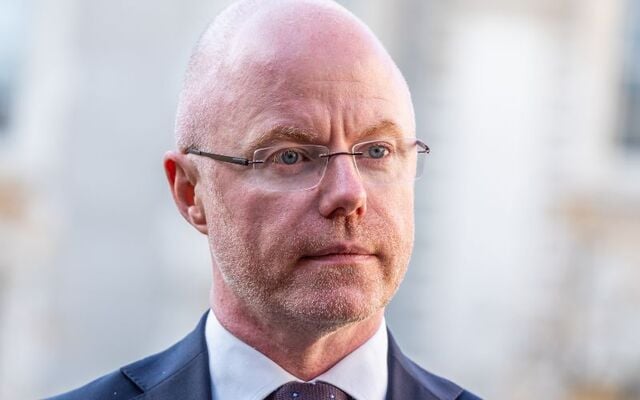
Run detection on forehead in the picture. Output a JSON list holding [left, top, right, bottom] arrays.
[[215, 57, 414, 151], [207, 2, 415, 150], [232, 82, 412, 154], [246, 120, 406, 151]]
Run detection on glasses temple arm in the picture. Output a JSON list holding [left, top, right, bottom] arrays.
[[186, 148, 256, 166]]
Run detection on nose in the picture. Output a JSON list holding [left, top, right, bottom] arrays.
[[317, 153, 367, 219]]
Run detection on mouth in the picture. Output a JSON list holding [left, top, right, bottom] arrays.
[[299, 243, 377, 265]]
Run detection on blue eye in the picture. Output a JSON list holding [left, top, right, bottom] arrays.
[[278, 149, 300, 165], [367, 144, 389, 159]]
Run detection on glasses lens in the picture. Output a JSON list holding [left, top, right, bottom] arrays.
[[248, 139, 427, 191], [251, 145, 329, 191], [352, 138, 423, 185]]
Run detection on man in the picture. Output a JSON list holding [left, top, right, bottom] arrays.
[[50, 0, 480, 399]]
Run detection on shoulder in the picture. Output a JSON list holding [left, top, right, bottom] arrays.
[[45, 369, 141, 400], [457, 392, 482, 400], [46, 313, 210, 400], [386, 330, 482, 400], [399, 355, 481, 400]]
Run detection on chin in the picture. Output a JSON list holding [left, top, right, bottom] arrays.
[[278, 285, 387, 329], [271, 264, 397, 327]]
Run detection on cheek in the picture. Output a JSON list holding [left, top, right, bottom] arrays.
[[396, 186, 415, 235], [216, 186, 315, 256], [368, 186, 415, 275], [370, 185, 414, 232]]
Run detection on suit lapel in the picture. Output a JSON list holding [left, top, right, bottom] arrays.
[[121, 313, 212, 400], [115, 314, 463, 400], [386, 331, 464, 400]]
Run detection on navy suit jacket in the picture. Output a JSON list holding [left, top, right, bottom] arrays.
[[48, 313, 480, 400]]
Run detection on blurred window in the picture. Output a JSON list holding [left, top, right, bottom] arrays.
[[622, 0, 640, 149], [0, 0, 27, 138]]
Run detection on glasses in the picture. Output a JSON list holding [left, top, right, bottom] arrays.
[[186, 137, 430, 192]]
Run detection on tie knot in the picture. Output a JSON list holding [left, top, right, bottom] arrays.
[[267, 381, 351, 400]]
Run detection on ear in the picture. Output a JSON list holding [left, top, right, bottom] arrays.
[[163, 151, 208, 234]]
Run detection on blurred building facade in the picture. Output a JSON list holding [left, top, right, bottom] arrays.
[[1, 0, 638, 399]]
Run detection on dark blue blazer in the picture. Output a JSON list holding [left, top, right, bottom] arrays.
[[48, 313, 481, 400]]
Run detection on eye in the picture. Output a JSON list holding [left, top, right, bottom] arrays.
[[270, 148, 312, 165], [366, 144, 391, 159], [280, 150, 299, 164]]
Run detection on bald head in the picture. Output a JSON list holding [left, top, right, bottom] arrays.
[[175, 0, 413, 150]]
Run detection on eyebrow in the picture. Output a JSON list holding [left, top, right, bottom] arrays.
[[244, 120, 406, 153], [245, 125, 320, 152], [360, 120, 406, 139]]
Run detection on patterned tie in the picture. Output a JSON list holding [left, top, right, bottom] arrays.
[[266, 381, 352, 400]]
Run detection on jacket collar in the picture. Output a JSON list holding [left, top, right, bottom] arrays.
[[121, 313, 212, 400], [386, 330, 464, 400], [119, 313, 463, 400]]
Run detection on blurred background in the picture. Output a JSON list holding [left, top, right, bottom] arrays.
[[1, 0, 639, 398]]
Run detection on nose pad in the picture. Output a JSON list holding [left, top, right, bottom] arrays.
[[317, 153, 367, 218]]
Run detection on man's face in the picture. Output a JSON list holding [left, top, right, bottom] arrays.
[[194, 17, 416, 328]]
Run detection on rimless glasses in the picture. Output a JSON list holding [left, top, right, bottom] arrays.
[[185, 137, 429, 192]]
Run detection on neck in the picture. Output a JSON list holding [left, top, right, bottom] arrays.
[[210, 285, 384, 381]]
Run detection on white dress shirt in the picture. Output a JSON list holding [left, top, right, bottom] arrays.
[[205, 309, 388, 400]]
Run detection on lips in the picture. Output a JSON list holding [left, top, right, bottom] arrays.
[[300, 243, 376, 264]]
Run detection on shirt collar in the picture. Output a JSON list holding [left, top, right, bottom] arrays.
[[205, 309, 388, 400]]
